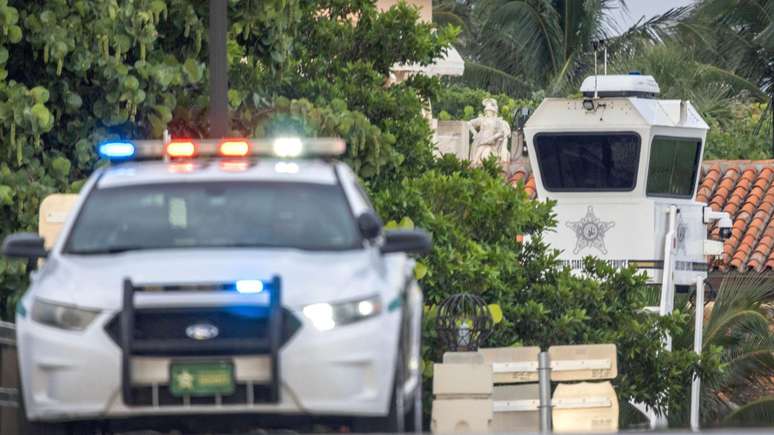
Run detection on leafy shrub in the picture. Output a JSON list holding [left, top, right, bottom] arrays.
[[373, 156, 716, 416], [704, 103, 772, 160], [432, 84, 538, 121]]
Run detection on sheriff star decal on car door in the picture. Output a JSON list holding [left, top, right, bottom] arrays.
[[565, 206, 615, 255]]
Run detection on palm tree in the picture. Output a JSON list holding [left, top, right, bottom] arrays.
[[436, 0, 687, 96], [686, 274, 774, 426], [674, 0, 774, 154], [433, 0, 536, 96], [609, 42, 765, 126]]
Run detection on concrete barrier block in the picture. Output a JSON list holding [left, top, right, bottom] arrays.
[[549, 344, 617, 381], [479, 346, 540, 383], [443, 352, 484, 364], [433, 363, 492, 397], [552, 381, 619, 433], [431, 399, 492, 433], [491, 384, 540, 433]]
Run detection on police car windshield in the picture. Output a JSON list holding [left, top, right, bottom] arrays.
[[65, 181, 362, 254]]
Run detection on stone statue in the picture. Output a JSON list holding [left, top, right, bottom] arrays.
[[468, 98, 511, 166]]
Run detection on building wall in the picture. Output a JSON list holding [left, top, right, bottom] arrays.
[[376, 0, 432, 22]]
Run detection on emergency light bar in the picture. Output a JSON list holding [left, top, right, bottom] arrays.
[[97, 137, 346, 161]]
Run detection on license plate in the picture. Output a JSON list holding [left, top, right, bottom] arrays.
[[169, 361, 235, 397]]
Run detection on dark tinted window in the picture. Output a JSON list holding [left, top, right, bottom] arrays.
[[646, 137, 702, 198], [65, 182, 361, 254], [534, 133, 640, 191]]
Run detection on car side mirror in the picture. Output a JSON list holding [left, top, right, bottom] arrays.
[[357, 211, 383, 240], [2, 233, 48, 259], [381, 229, 432, 255]]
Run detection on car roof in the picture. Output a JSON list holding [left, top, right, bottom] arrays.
[[96, 158, 339, 189]]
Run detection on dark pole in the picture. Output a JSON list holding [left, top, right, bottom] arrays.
[[208, 0, 229, 138]]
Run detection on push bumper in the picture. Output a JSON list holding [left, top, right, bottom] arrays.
[[17, 292, 400, 421]]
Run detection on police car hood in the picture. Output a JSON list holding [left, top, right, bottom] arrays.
[[35, 248, 407, 310]]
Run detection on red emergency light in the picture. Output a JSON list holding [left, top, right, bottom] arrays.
[[218, 139, 251, 157], [165, 140, 198, 158]]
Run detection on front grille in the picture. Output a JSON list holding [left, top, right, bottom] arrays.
[[105, 306, 301, 356], [118, 277, 286, 406], [134, 307, 270, 341], [127, 382, 276, 407]]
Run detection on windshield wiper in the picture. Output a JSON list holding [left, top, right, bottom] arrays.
[[67, 246, 154, 255]]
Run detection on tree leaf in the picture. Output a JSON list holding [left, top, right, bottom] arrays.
[[30, 103, 52, 131], [0, 185, 12, 205], [51, 156, 71, 179], [183, 58, 202, 83], [414, 261, 428, 280], [488, 303, 503, 324], [30, 86, 49, 104]]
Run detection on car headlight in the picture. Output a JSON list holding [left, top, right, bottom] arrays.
[[302, 295, 381, 331], [31, 299, 100, 331]]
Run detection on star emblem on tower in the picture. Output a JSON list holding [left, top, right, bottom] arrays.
[[565, 206, 615, 255]]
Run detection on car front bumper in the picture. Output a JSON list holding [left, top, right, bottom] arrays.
[[17, 306, 401, 422]]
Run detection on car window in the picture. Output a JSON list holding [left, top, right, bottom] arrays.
[[65, 181, 362, 254], [534, 133, 640, 191]]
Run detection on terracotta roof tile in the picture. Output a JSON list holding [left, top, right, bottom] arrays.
[[517, 159, 774, 273]]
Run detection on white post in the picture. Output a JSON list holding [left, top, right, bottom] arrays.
[[690, 276, 705, 431], [637, 206, 678, 429], [660, 206, 678, 350]]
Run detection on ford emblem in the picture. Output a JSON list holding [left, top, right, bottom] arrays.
[[186, 323, 219, 340]]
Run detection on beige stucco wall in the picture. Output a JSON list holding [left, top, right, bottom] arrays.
[[376, 0, 431, 22]]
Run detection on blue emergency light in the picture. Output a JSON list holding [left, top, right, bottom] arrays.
[[98, 141, 136, 159]]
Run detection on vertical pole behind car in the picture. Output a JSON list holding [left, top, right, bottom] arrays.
[[208, 0, 229, 138], [268, 276, 282, 403], [121, 279, 135, 405]]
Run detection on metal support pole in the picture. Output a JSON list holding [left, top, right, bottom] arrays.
[[538, 351, 552, 433], [660, 206, 678, 350], [208, 0, 229, 138], [414, 379, 422, 434], [593, 50, 598, 99], [690, 276, 705, 431]]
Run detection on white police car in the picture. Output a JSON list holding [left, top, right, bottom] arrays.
[[3, 137, 430, 434]]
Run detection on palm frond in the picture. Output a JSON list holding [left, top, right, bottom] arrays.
[[456, 61, 534, 97], [475, 0, 563, 84], [546, 53, 577, 97], [709, 274, 774, 321], [433, 10, 466, 30], [695, 274, 774, 425], [722, 396, 774, 426], [610, 6, 693, 46], [704, 309, 770, 347], [695, 64, 765, 98], [718, 336, 774, 385]]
